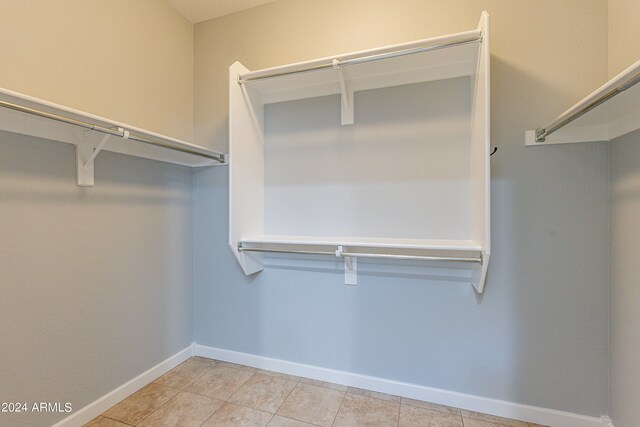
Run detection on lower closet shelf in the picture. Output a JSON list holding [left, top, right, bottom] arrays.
[[235, 235, 488, 291]]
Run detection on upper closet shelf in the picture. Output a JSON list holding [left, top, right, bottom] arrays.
[[526, 59, 640, 145], [0, 87, 226, 186], [238, 28, 482, 124]]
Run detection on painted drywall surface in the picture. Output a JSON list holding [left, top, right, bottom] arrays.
[[608, 0, 640, 78], [0, 0, 194, 141], [609, 131, 640, 427], [608, 2, 640, 426], [193, 0, 610, 417], [0, 132, 194, 427], [0, 1, 195, 425]]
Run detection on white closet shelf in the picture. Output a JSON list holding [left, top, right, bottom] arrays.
[[230, 11, 490, 291], [238, 236, 484, 265], [239, 29, 481, 124], [241, 235, 482, 252], [526, 59, 640, 145], [0, 87, 226, 186]]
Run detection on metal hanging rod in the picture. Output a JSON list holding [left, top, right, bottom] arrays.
[[238, 36, 482, 84], [237, 243, 483, 265], [535, 70, 640, 143], [338, 251, 482, 264], [0, 99, 226, 163]]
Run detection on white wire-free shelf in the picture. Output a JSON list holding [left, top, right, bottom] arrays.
[[0, 87, 226, 186], [229, 12, 491, 292], [526, 59, 640, 145]]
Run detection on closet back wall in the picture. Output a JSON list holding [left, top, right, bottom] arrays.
[[0, 1, 195, 425], [607, 1, 640, 425], [193, 0, 610, 417]]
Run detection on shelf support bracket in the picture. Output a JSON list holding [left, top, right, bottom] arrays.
[[333, 60, 354, 125], [76, 127, 128, 187], [336, 245, 357, 285]]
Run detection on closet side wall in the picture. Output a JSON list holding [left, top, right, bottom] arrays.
[[193, 0, 610, 417], [608, 1, 640, 425], [0, 1, 195, 426]]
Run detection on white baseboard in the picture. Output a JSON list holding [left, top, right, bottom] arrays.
[[52, 343, 195, 427], [601, 416, 615, 427], [196, 343, 607, 427]]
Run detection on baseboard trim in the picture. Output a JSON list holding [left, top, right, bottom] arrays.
[[195, 344, 606, 427], [52, 343, 195, 427]]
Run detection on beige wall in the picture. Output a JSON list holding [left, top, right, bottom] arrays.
[[608, 0, 640, 77], [0, 0, 194, 141], [608, 1, 640, 426]]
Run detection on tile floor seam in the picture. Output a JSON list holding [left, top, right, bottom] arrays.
[[273, 379, 300, 418], [344, 390, 397, 405], [277, 384, 347, 427], [396, 401, 401, 427], [330, 394, 347, 427], [277, 414, 323, 426], [328, 391, 347, 427], [183, 365, 215, 390], [265, 411, 276, 426], [128, 391, 180, 426], [301, 379, 349, 393], [183, 370, 257, 402], [464, 414, 523, 427], [100, 414, 136, 426], [400, 398, 461, 416], [222, 398, 274, 415], [197, 399, 224, 427]]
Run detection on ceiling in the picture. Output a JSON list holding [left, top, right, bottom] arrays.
[[165, 0, 279, 23]]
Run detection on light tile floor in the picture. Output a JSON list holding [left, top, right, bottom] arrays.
[[85, 357, 546, 427]]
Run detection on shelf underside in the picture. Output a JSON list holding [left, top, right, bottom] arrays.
[[526, 60, 640, 145], [242, 235, 483, 255], [0, 87, 223, 167], [245, 41, 480, 105]]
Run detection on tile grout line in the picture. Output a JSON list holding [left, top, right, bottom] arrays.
[[272, 376, 301, 418], [400, 398, 462, 416], [131, 392, 180, 426], [196, 397, 226, 427], [329, 390, 347, 427], [100, 414, 136, 426], [131, 359, 216, 426]]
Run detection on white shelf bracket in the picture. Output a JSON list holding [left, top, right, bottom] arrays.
[[333, 59, 354, 125], [335, 245, 357, 285], [76, 127, 128, 187]]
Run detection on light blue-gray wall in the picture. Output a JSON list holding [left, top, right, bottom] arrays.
[[609, 129, 640, 427], [0, 132, 194, 426]]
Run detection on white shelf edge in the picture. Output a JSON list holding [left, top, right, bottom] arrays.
[[241, 235, 484, 252], [0, 86, 227, 182], [525, 58, 640, 146], [240, 29, 482, 81]]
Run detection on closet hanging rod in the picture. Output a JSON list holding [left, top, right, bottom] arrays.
[[0, 99, 226, 163], [535, 70, 640, 142], [237, 244, 483, 264], [237, 36, 482, 84]]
